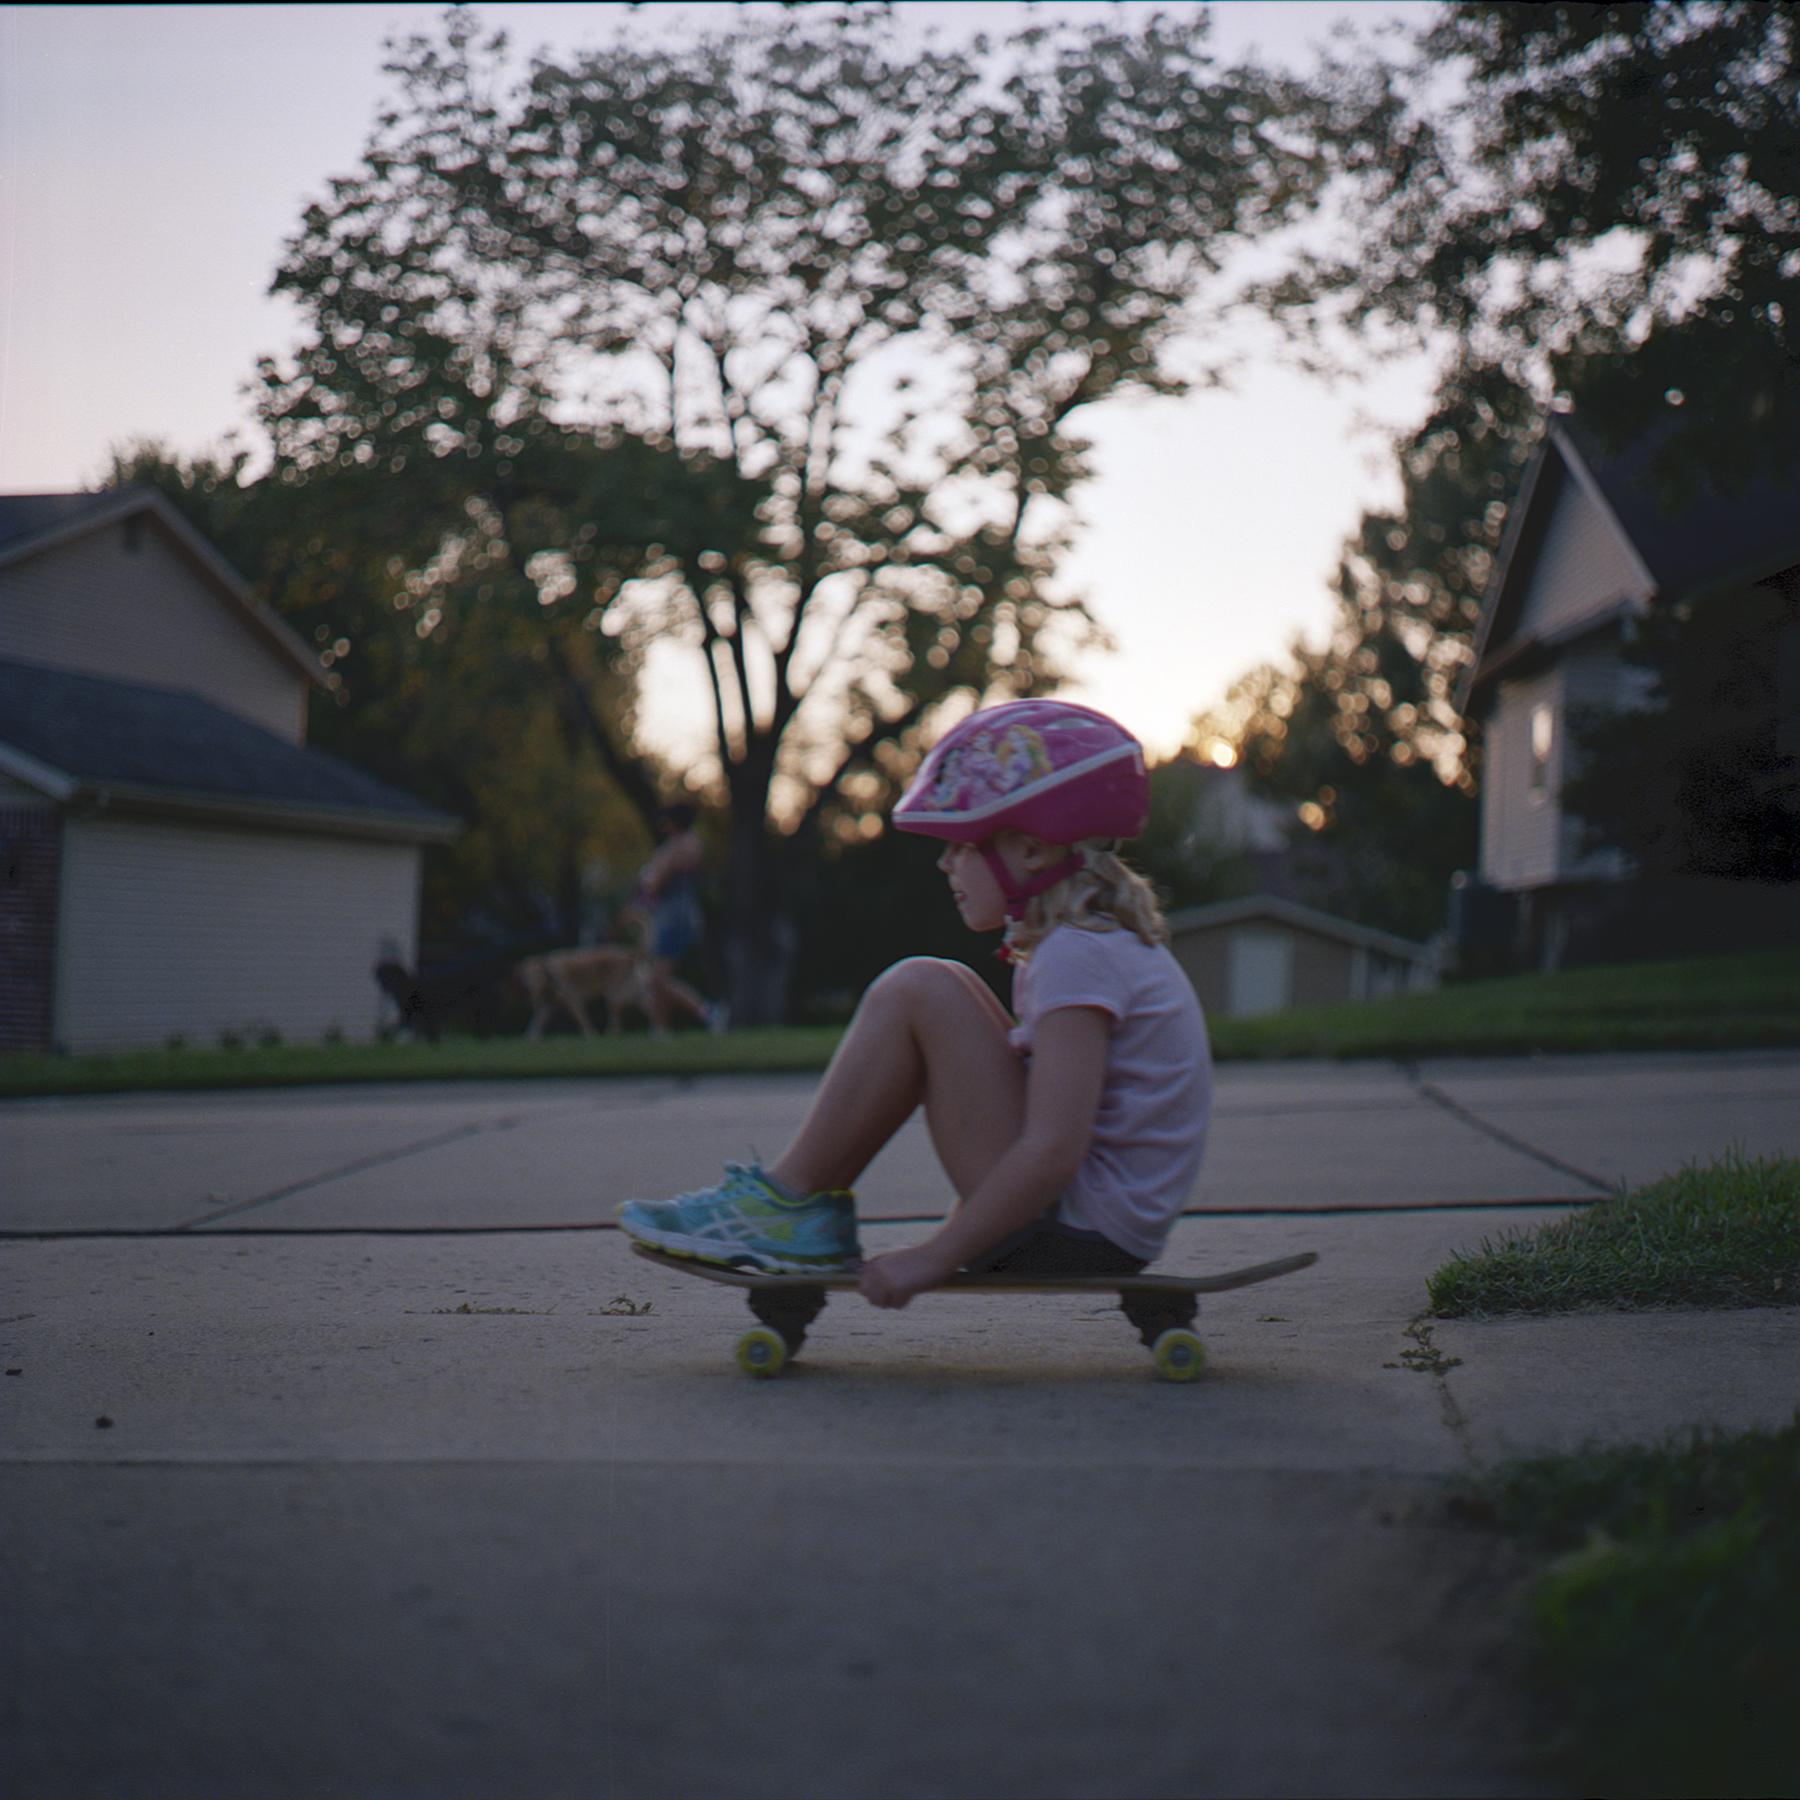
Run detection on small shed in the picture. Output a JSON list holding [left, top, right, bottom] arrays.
[[0, 488, 458, 1052], [1166, 895, 1438, 1020]]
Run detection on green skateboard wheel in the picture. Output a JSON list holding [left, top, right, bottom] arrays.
[[735, 1326, 789, 1378], [1151, 1328, 1205, 1382]]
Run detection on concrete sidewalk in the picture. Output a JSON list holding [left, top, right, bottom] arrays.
[[3, 1049, 1798, 1798]]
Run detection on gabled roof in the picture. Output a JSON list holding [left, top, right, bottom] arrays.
[[0, 658, 460, 845], [1567, 420, 1800, 598], [0, 487, 323, 687], [1460, 418, 1800, 712], [1165, 894, 1433, 962]]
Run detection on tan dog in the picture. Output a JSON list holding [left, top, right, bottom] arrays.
[[515, 945, 654, 1038]]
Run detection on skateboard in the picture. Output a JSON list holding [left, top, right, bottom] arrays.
[[629, 1242, 1317, 1380]]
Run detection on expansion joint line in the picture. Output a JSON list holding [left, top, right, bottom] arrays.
[[1398, 1063, 1614, 1196]]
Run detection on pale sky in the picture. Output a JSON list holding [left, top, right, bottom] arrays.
[[0, 1, 1441, 763]]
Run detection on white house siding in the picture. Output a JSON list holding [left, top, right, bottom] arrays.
[[1482, 669, 1565, 890], [1514, 473, 1648, 641], [0, 520, 307, 743], [54, 815, 421, 1051]]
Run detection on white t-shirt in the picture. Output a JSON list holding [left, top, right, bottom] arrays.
[[1008, 923, 1212, 1262]]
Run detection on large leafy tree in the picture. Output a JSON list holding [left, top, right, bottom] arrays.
[[258, 2, 1325, 1021], [104, 428, 695, 958], [1200, 0, 1798, 943], [1289, 0, 1799, 486]]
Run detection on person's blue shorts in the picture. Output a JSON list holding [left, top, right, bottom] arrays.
[[653, 904, 701, 963]]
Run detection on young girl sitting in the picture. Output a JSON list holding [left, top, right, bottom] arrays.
[[617, 700, 1212, 1310]]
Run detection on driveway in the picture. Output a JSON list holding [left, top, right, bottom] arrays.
[[4, 1049, 1797, 1797]]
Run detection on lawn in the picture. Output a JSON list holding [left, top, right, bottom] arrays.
[[1480, 1416, 1800, 1798], [1208, 943, 1800, 1061], [0, 1025, 847, 1098], [1428, 1151, 1800, 1316], [1433, 1152, 1800, 1797], [4, 945, 1796, 1098]]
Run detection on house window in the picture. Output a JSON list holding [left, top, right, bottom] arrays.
[[1528, 702, 1555, 800]]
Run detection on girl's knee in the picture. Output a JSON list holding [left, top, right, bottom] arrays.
[[867, 956, 975, 1008], [862, 957, 1008, 1036]]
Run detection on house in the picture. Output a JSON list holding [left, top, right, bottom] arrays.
[[1166, 894, 1438, 1020], [1455, 418, 1800, 969], [0, 487, 458, 1052]]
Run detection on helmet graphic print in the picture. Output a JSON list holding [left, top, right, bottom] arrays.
[[893, 700, 1149, 846]]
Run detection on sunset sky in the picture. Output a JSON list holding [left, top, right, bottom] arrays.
[[2, 1, 1441, 763]]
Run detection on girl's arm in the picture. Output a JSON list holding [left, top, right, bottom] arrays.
[[856, 1004, 1110, 1308]]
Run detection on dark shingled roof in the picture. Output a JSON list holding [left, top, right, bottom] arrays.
[[0, 658, 459, 843], [0, 493, 118, 554], [1461, 418, 1800, 713], [1560, 421, 1800, 598]]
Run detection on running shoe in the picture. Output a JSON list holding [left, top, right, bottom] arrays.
[[617, 1163, 860, 1272]]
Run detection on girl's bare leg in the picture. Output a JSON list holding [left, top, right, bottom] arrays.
[[768, 958, 1026, 1201]]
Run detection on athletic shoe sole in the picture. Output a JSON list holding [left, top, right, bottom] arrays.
[[619, 1217, 858, 1275]]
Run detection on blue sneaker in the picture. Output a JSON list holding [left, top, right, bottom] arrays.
[[618, 1163, 861, 1273]]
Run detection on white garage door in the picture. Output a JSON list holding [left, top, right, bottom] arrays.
[[56, 815, 421, 1051]]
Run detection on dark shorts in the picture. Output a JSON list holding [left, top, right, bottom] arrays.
[[963, 1218, 1147, 1277], [652, 901, 702, 963]]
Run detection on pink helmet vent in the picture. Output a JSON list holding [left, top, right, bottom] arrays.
[[892, 699, 1148, 845]]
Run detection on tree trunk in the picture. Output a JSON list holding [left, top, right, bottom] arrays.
[[719, 797, 795, 1028]]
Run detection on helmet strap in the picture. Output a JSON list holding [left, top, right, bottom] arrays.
[[977, 842, 1085, 924]]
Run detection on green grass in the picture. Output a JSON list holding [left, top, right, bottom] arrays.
[[1481, 1416, 1800, 1798], [1428, 1152, 1800, 1316], [2, 945, 1795, 1097], [0, 1025, 846, 1098], [1438, 1155, 1800, 1790], [1208, 945, 1800, 1061]]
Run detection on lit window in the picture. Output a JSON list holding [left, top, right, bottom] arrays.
[[1528, 702, 1554, 796]]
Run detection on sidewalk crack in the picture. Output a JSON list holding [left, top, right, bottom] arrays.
[[1389, 1314, 1478, 1470]]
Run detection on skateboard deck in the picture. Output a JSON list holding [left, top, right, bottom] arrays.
[[629, 1242, 1317, 1379]]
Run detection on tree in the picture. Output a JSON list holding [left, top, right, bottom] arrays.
[[1205, 1, 1798, 942], [1284, 0, 1799, 487], [260, 2, 1326, 1022], [1565, 570, 1800, 881], [1175, 382, 1529, 941], [103, 433, 688, 957]]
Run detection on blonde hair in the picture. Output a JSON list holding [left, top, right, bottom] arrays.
[[1004, 839, 1168, 961]]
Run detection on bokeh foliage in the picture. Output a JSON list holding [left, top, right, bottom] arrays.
[[1190, 1, 1798, 943], [253, 1, 1330, 1019]]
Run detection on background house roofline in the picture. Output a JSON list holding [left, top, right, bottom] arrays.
[[1545, 420, 1660, 595], [1456, 427, 1561, 714], [0, 487, 324, 688], [1166, 893, 1434, 962], [55, 781, 463, 845]]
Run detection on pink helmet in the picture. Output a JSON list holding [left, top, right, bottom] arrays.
[[893, 699, 1149, 846]]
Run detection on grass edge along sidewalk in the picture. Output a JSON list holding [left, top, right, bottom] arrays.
[[1473, 1413, 1800, 1800], [1434, 1153, 1800, 1798], [1428, 1151, 1800, 1316], [3, 946, 1797, 1098]]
